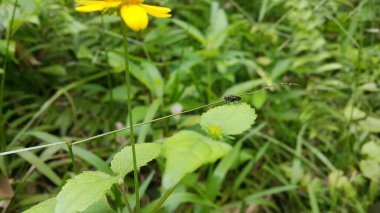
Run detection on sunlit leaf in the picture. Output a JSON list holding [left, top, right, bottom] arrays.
[[23, 197, 56, 213], [343, 105, 366, 121], [200, 103, 257, 139], [359, 116, 380, 132], [359, 160, 380, 180], [55, 171, 118, 213], [361, 141, 380, 162], [162, 131, 231, 189], [111, 143, 162, 178]]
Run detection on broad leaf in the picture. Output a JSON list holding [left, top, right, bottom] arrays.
[[200, 103, 257, 139], [55, 171, 118, 213], [111, 143, 162, 178], [23, 197, 56, 213], [162, 131, 232, 189]]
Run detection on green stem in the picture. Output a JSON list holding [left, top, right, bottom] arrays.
[[0, 0, 18, 176], [120, 19, 140, 212], [151, 186, 177, 213], [66, 142, 78, 174]]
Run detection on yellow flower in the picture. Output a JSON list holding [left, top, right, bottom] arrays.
[[208, 125, 223, 140], [75, 0, 171, 31]]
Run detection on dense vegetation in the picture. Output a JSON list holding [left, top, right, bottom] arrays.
[[1, 0, 380, 212]]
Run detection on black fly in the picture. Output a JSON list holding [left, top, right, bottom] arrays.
[[224, 95, 241, 103]]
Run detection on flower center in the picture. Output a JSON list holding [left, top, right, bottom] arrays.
[[208, 125, 223, 140]]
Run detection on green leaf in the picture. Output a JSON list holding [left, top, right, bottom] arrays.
[[40, 65, 67, 76], [162, 131, 232, 189], [23, 197, 56, 213], [28, 131, 112, 174], [343, 105, 366, 121], [83, 196, 115, 213], [172, 19, 206, 45], [107, 51, 124, 72], [17, 151, 62, 186], [102, 84, 137, 102], [359, 160, 380, 180], [361, 141, 380, 162], [200, 103, 257, 139], [130, 62, 164, 97], [137, 99, 162, 144], [206, 2, 228, 49], [251, 91, 267, 109], [224, 79, 263, 96], [55, 171, 118, 213], [76, 45, 93, 60], [244, 185, 298, 203], [359, 116, 380, 132], [111, 143, 162, 178], [206, 140, 243, 201]]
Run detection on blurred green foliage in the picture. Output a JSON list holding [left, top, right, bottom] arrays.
[[1, 0, 380, 212]]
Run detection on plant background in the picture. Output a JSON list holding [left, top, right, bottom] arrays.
[[1, 0, 380, 212]]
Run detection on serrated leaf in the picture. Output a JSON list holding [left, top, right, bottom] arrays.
[[111, 143, 162, 178], [200, 103, 257, 138], [162, 131, 232, 189], [361, 141, 380, 162], [23, 197, 56, 213], [56, 171, 118, 213]]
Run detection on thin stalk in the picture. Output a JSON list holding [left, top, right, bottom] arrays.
[[120, 19, 140, 212], [0, 0, 19, 176], [117, 183, 133, 213], [151, 186, 177, 213], [66, 142, 78, 174]]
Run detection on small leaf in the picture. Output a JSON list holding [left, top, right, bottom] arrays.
[[343, 105, 366, 121], [200, 103, 257, 138], [55, 171, 118, 213], [172, 19, 206, 45], [23, 197, 56, 213], [359, 160, 380, 180], [162, 131, 232, 189], [111, 143, 162, 178], [251, 91, 267, 109], [40, 65, 67, 76], [76, 45, 93, 59], [361, 141, 380, 162], [359, 116, 380, 132]]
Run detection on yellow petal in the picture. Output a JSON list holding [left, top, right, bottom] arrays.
[[75, 2, 121, 12], [140, 4, 172, 18], [120, 5, 148, 31], [75, 1, 105, 5]]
